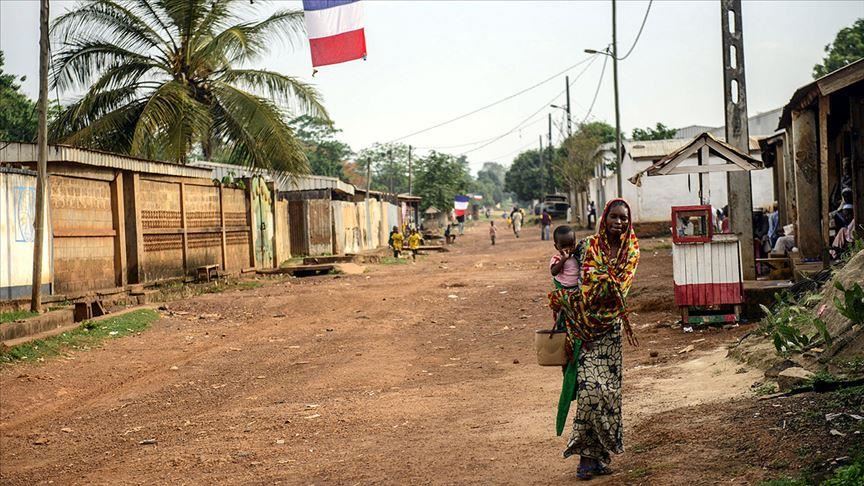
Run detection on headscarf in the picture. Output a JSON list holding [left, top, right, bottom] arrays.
[[549, 198, 640, 356]]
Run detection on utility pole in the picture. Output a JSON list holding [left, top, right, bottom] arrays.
[[407, 145, 413, 195], [548, 113, 554, 193], [721, 0, 755, 280], [365, 157, 373, 247], [565, 75, 572, 137], [31, 0, 49, 313], [387, 149, 394, 194], [612, 0, 623, 199]]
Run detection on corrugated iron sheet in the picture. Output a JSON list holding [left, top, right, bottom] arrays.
[[0, 143, 212, 178], [193, 160, 355, 195]]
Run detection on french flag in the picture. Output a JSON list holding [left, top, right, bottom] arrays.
[[303, 0, 367, 68], [454, 195, 471, 217]]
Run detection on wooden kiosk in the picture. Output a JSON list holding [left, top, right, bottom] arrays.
[[635, 132, 764, 325]]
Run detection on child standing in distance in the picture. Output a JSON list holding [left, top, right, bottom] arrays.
[[489, 220, 498, 245], [389, 226, 404, 258], [407, 228, 422, 263]]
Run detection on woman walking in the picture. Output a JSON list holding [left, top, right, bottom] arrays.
[[548, 199, 640, 480]]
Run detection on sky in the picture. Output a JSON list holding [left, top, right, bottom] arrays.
[[1, 0, 861, 174]]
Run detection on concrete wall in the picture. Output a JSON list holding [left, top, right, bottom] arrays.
[[0, 169, 52, 299]]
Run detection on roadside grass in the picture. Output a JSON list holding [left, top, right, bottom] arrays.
[[381, 256, 409, 265], [0, 309, 159, 365], [0, 310, 38, 324]]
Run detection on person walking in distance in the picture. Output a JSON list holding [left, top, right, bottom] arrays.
[[389, 225, 403, 258], [489, 220, 498, 246], [541, 209, 552, 241], [587, 201, 597, 229], [511, 206, 523, 238]]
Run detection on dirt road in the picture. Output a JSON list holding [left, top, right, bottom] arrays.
[[0, 223, 785, 485]]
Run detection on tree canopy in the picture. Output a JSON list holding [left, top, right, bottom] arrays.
[[289, 115, 352, 180], [49, 0, 326, 174], [631, 122, 677, 141], [356, 142, 412, 194], [813, 18, 864, 79], [504, 149, 547, 202], [555, 123, 608, 195], [413, 151, 470, 211], [0, 51, 37, 143]]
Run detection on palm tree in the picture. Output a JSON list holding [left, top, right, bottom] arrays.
[[49, 0, 327, 174]]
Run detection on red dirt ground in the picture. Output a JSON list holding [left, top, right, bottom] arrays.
[[1, 223, 858, 485]]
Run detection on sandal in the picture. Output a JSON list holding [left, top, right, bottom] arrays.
[[576, 465, 593, 481], [593, 464, 613, 476]]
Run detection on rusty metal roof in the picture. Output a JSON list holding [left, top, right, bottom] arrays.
[[192, 160, 356, 195], [0, 142, 214, 178], [778, 58, 864, 129]]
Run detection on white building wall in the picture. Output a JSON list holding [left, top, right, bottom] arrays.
[[585, 149, 776, 224], [1, 169, 52, 300]]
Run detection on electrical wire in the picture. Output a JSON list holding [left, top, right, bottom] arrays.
[[417, 112, 547, 151], [580, 51, 609, 124], [617, 0, 653, 61], [459, 55, 599, 156], [387, 56, 594, 143], [487, 139, 537, 161]]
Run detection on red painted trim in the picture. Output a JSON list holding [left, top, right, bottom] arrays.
[[674, 282, 743, 306], [671, 205, 714, 244], [310, 28, 366, 67]]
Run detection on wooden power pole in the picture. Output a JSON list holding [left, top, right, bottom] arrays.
[[721, 0, 755, 280], [31, 0, 50, 312]]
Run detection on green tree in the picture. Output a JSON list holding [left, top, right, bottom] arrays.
[[581, 121, 616, 144], [0, 51, 38, 142], [476, 161, 507, 204], [504, 149, 546, 202], [813, 18, 864, 78], [289, 115, 352, 180], [631, 122, 677, 141], [413, 151, 470, 211], [49, 0, 326, 173], [357, 142, 411, 194], [556, 123, 607, 199]]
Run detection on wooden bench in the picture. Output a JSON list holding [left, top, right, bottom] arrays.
[[196, 264, 220, 282]]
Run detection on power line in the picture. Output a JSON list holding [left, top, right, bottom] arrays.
[[580, 51, 609, 124], [459, 55, 599, 156], [418, 113, 547, 151], [387, 57, 594, 143], [617, 0, 653, 61], [487, 139, 537, 162]]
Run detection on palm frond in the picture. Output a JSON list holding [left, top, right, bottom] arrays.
[[50, 85, 148, 151], [128, 0, 179, 51], [131, 81, 211, 162], [52, 0, 170, 58], [219, 69, 328, 120], [210, 82, 309, 178], [51, 40, 165, 92]]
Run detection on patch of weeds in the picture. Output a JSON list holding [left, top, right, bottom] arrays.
[[0, 310, 38, 324], [824, 461, 864, 486], [235, 280, 263, 290], [757, 291, 831, 355], [280, 257, 305, 267], [0, 309, 159, 364], [627, 467, 651, 479], [839, 357, 864, 376], [759, 478, 806, 486], [752, 382, 779, 396], [381, 256, 408, 265]]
